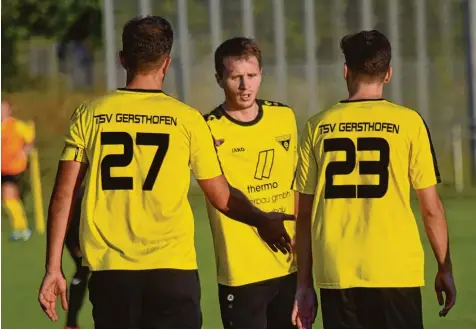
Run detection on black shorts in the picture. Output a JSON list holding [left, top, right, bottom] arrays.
[[218, 272, 297, 329], [320, 287, 423, 329], [88, 269, 202, 329], [1, 174, 22, 185]]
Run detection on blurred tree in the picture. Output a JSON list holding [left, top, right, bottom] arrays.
[[1, 0, 101, 91]]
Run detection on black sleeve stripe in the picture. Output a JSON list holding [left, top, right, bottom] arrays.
[[204, 121, 224, 175], [74, 147, 79, 161], [419, 116, 441, 183], [290, 169, 297, 190]]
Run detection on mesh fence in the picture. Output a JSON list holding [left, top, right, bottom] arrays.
[[25, 0, 476, 188]]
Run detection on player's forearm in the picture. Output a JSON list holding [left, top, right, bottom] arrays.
[[421, 200, 451, 269], [45, 191, 74, 272], [45, 161, 86, 272], [220, 185, 267, 227], [296, 211, 313, 287], [296, 193, 314, 288]]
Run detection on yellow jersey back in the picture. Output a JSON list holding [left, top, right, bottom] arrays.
[[60, 88, 222, 271], [295, 99, 440, 289], [205, 100, 297, 286]]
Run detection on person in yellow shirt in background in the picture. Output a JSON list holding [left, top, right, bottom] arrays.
[[1, 100, 34, 241], [205, 37, 298, 328]]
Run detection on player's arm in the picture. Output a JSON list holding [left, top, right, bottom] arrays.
[[291, 119, 318, 329], [410, 115, 456, 317], [198, 176, 293, 253], [46, 161, 87, 272], [295, 193, 314, 288], [39, 104, 89, 322], [415, 186, 455, 316], [415, 186, 451, 267]]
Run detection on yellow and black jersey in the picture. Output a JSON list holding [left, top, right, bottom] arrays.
[[294, 99, 440, 289], [60, 88, 222, 271], [205, 100, 297, 286]]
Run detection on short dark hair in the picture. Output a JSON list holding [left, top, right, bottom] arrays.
[[121, 15, 173, 74], [340, 30, 391, 79], [214, 37, 262, 77]]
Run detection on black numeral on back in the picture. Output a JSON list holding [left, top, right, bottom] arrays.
[[100, 131, 170, 191], [324, 137, 390, 199]]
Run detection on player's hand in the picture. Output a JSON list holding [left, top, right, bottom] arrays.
[[38, 271, 69, 322], [256, 212, 295, 254], [435, 268, 456, 317], [292, 286, 318, 329]]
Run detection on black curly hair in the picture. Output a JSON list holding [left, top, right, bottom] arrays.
[[340, 30, 391, 80], [121, 15, 173, 74]]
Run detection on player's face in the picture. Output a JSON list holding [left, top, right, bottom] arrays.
[[218, 56, 262, 110]]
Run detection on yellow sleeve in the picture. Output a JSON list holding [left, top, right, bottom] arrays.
[[60, 104, 89, 163], [409, 115, 441, 189], [190, 111, 223, 180], [294, 119, 318, 194], [15, 120, 35, 144]]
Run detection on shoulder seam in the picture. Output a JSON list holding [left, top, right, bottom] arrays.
[[257, 99, 290, 109], [204, 106, 224, 121]]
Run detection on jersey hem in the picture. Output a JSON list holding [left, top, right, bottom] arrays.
[[217, 269, 297, 287], [315, 281, 425, 289], [83, 261, 198, 272]]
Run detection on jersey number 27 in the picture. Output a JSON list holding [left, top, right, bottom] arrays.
[[100, 131, 169, 191]]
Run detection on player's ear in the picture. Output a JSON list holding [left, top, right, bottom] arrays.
[[162, 56, 172, 75], [383, 66, 392, 84], [119, 51, 127, 70], [343, 63, 349, 80], [215, 73, 224, 89]]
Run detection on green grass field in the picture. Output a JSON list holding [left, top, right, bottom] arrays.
[[1, 189, 476, 329]]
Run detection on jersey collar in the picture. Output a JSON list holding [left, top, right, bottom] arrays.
[[219, 102, 263, 127], [340, 98, 385, 103], [117, 88, 165, 94]]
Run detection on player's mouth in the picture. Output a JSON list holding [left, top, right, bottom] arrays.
[[239, 93, 252, 101]]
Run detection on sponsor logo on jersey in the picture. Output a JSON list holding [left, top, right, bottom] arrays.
[[232, 147, 245, 153], [275, 135, 291, 151]]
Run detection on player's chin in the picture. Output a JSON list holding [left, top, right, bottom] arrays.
[[236, 99, 256, 110]]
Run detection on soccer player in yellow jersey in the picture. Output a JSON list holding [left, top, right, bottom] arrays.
[[204, 37, 298, 328], [38, 16, 294, 328], [292, 30, 456, 329]]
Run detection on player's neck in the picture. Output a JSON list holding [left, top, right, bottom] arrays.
[[222, 100, 259, 122], [125, 73, 164, 91], [347, 83, 384, 101]]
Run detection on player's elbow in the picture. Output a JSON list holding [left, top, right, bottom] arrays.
[[197, 175, 230, 213], [421, 201, 444, 220], [208, 195, 229, 213]]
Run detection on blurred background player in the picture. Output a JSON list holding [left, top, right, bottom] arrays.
[[1, 100, 34, 241], [64, 185, 89, 329], [292, 30, 456, 329], [38, 15, 294, 328], [205, 37, 298, 329]]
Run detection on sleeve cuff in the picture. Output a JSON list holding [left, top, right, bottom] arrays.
[[60, 145, 88, 163]]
